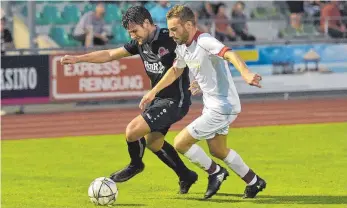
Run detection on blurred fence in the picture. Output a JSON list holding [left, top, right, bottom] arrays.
[[2, 0, 347, 50], [2, 41, 347, 106], [2, 1, 347, 107]]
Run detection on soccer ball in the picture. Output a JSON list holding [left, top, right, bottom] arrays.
[[88, 177, 118, 206]]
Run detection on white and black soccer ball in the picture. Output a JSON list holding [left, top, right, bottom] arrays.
[[88, 177, 118, 206]]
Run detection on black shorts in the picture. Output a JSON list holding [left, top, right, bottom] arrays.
[[141, 98, 190, 135]]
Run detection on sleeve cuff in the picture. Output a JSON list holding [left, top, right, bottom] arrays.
[[217, 46, 231, 57]]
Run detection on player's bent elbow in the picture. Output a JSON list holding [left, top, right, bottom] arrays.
[[172, 67, 184, 77]]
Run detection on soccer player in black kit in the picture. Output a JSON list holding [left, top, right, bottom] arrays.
[[60, 6, 199, 194]]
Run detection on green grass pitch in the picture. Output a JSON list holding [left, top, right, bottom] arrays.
[[2, 123, 347, 208]]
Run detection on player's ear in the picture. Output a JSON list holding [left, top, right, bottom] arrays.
[[143, 19, 151, 27], [184, 21, 193, 30]]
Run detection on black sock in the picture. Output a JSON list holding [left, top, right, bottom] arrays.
[[127, 137, 146, 166], [153, 141, 191, 179]]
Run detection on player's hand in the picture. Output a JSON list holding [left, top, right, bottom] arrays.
[[60, 55, 79, 65], [101, 35, 109, 42], [189, 80, 202, 95], [139, 91, 156, 110], [242, 72, 262, 88]]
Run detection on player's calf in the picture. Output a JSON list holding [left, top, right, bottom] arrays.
[[182, 143, 229, 198], [152, 140, 199, 194], [110, 137, 147, 183], [110, 116, 152, 183], [222, 149, 267, 198], [173, 129, 231, 198], [146, 131, 199, 194]]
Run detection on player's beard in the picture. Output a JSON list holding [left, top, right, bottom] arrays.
[[175, 29, 189, 45], [137, 29, 150, 45]]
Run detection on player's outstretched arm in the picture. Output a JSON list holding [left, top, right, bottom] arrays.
[[198, 34, 262, 88], [60, 47, 132, 65], [139, 66, 184, 109], [223, 50, 262, 88]]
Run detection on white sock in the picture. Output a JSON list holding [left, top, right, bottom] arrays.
[[248, 175, 257, 186], [223, 149, 250, 177], [184, 144, 213, 171]]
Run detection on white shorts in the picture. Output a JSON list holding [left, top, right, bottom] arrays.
[[187, 108, 238, 140]]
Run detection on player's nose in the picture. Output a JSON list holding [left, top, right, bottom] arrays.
[[130, 33, 137, 40]]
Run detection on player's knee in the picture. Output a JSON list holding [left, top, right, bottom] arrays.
[[173, 138, 185, 154], [174, 129, 195, 154], [146, 142, 156, 152], [126, 117, 151, 142], [174, 137, 193, 154], [125, 123, 140, 142], [209, 148, 229, 160]]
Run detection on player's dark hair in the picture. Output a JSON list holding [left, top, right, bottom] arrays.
[[122, 6, 154, 29]]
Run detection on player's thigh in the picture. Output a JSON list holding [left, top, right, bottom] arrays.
[[145, 132, 165, 152], [207, 134, 229, 159], [186, 109, 236, 140], [174, 128, 198, 154], [126, 115, 151, 142], [142, 98, 189, 134]]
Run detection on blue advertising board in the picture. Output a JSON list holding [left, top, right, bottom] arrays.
[[229, 43, 347, 94]]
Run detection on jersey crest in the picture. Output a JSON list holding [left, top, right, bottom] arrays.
[[158, 47, 169, 57]]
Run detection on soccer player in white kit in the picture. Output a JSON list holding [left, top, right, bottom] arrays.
[[139, 5, 266, 199]]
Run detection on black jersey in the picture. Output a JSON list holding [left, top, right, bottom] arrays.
[[124, 27, 191, 107]]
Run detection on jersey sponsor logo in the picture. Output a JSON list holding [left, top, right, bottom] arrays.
[[185, 60, 201, 70], [158, 47, 169, 57], [144, 61, 165, 74]]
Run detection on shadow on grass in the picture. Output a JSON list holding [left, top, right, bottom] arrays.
[[111, 203, 146, 207], [174, 193, 347, 205]]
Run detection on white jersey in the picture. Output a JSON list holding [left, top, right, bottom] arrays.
[[174, 31, 241, 114]]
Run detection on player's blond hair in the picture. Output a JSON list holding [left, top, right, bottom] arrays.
[[166, 5, 196, 25]]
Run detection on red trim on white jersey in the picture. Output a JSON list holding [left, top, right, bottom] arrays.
[[186, 31, 203, 47], [218, 46, 231, 57]]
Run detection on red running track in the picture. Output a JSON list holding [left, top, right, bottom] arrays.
[[2, 98, 347, 140]]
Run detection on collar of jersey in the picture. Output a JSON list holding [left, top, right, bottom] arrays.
[[147, 25, 161, 44], [186, 30, 203, 47]]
